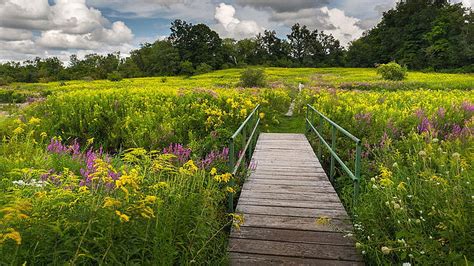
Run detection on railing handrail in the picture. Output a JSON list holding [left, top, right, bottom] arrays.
[[307, 105, 361, 143], [227, 104, 261, 211], [306, 104, 362, 200], [231, 105, 260, 140]]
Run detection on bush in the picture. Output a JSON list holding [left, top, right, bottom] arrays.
[[377, 62, 407, 80], [239, 68, 266, 87], [195, 63, 213, 75], [107, 71, 122, 82], [180, 61, 195, 76]]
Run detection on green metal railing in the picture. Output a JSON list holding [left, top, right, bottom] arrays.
[[227, 104, 261, 211], [305, 104, 362, 200]]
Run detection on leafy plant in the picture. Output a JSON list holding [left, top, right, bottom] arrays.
[[377, 62, 407, 80], [239, 68, 266, 87], [107, 71, 123, 82]]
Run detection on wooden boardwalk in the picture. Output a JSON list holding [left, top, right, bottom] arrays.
[[228, 133, 363, 265]]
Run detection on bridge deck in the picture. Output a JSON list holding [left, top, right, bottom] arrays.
[[228, 133, 363, 265]]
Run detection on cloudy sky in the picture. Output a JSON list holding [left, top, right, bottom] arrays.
[[0, 0, 472, 62]]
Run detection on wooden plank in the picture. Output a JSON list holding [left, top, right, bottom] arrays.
[[237, 198, 345, 210], [239, 190, 341, 202], [238, 213, 353, 232], [228, 238, 363, 261], [230, 227, 355, 246], [229, 252, 364, 266], [242, 183, 335, 194], [236, 205, 349, 219], [244, 179, 326, 186]]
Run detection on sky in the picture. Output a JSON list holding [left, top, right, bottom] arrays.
[[0, 0, 472, 62]]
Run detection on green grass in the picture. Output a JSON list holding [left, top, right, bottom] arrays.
[[266, 114, 306, 133]]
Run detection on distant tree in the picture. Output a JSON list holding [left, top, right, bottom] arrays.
[[346, 0, 472, 70], [169, 20, 224, 69]]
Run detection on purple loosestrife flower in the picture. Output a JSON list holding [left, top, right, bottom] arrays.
[[198, 147, 229, 169], [47, 138, 68, 154], [461, 101, 474, 112], [354, 112, 372, 125], [417, 117, 431, 134], [163, 143, 191, 164]]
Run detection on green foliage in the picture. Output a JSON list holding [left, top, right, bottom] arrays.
[[107, 71, 123, 82], [195, 63, 213, 75], [377, 62, 407, 80], [347, 1, 473, 70], [180, 61, 195, 76], [239, 68, 266, 87]]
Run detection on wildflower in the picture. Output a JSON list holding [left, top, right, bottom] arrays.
[[78, 186, 89, 193], [28, 117, 41, 125], [103, 197, 121, 208], [214, 173, 232, 183], [370, 177, 376, 182], [418, 150, 427, 157], [0, 228, 22, 245], [259, 112, 265, 119], [13, 127, 24, 135], [381, 246, 391, 255], [380, 178, 394, 187], [144, 195, 157, 204], [392, 162, 398, 168], [210, 167, 217, 175], [229, 213, 244, 230], [87, 138, 94, 145], [355, 242, 362, 249], [393, 203, 401, 209], [402, 263, 411, 266], [372, 184, 378, 189], [397, 182, 406, 191], [240, 109, 247, 117], [115, 210, 130, 222], [180, 160, 198, 174], [226, 187, 236, 193], [431, 138, 439, 143], [40, 132, 47, 138], [452, 152, 460, 159]]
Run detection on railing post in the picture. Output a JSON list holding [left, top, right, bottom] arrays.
[[318, 115, 323, 159], [354, 141, 362, 203], [330, 126, 336, 183], [228, 140, 235, 212], [305, 105, 309, 132]]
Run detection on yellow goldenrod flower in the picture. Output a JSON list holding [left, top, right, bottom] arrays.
[[28, 117, 41, 125], [40, 132, 47, 138], [0, 228, 22, 245], [115, 210, 130, 222], [229, 213, 244, 230], [103, 197, 121, 208], [397, 182, 406, 191], [13, 127, 24, 135], [259, 112, 265, 119], [87, 138, 94, 145], [210, 167, 217, 175], [226, 187, 236, 193], [144, 195, 157, 204]]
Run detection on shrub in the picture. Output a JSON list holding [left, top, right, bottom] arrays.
[[180, 61, 195, 76], [107, 71, 123, 82], [0, 76, 14, 86], [377, 62, 407, 80], [239, 68, 266, 87], [195, 63, 213, 75]]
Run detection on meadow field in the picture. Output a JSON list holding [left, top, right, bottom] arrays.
[[0, 68, 473, 264]]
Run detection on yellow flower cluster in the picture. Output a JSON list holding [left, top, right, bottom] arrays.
[[214, 173, 232, 183]]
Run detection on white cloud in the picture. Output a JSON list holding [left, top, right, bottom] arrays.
[[320, 7, 364, 46], [214, 3, 264, 39], [0, 0, 133, 61]]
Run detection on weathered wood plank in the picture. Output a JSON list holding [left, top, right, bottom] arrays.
[[238, 213, 353, 232], [228, 238, 363, 261], [236, 205, 349, 219], [230, 227, 355, 246], [242, 183, 335, 194], [239, 190, 341, 202], [237, 198, 345, 209], [229, 253, 364, 266]]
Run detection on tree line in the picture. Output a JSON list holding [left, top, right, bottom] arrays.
[[0, 0, 471, 84]]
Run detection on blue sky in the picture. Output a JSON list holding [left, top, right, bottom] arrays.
[[0, 0, 472, 62]]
